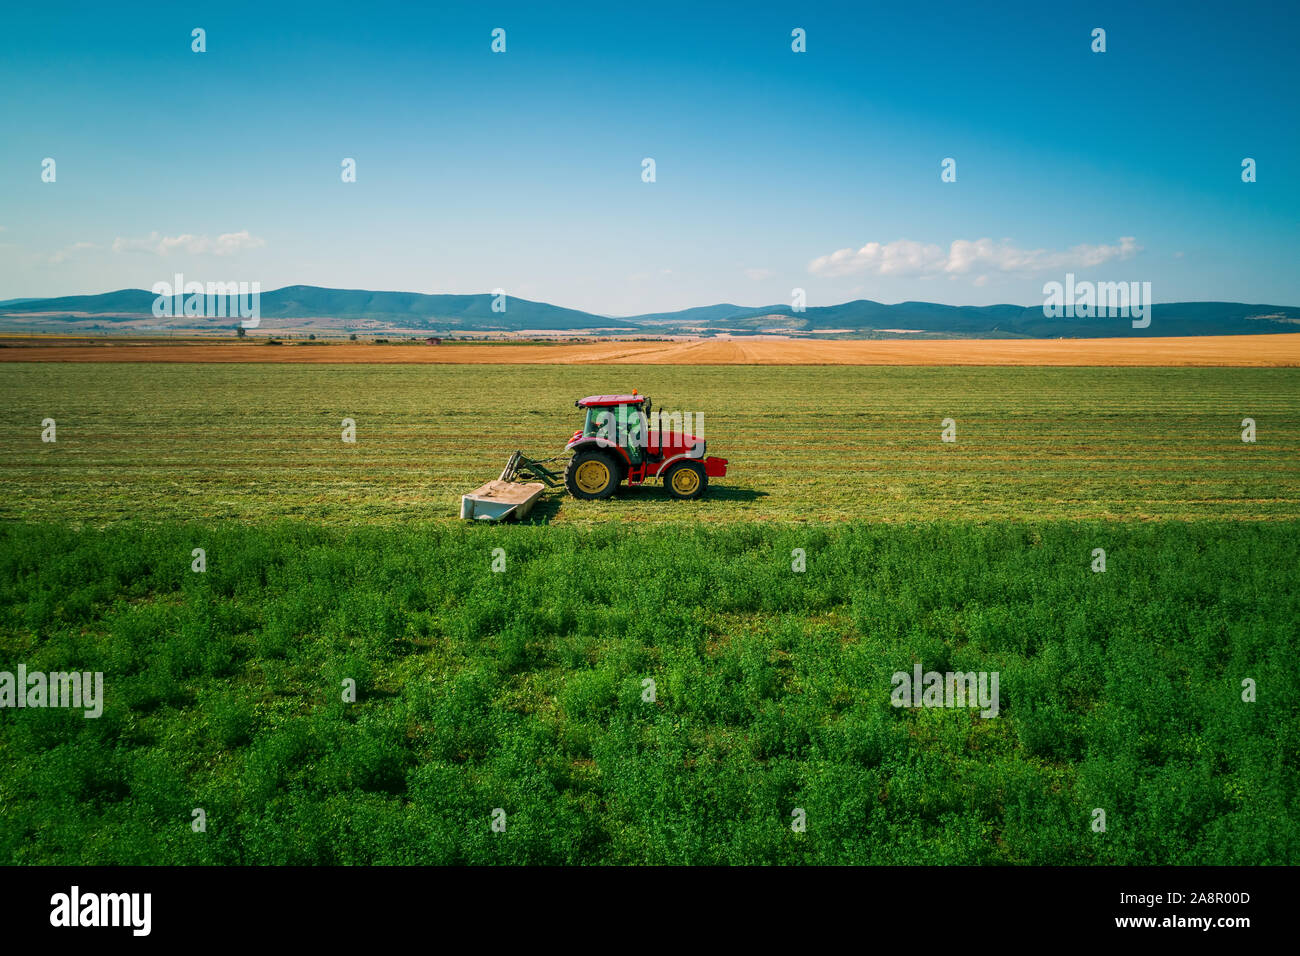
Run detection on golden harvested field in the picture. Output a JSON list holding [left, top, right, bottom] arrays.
[[1, 334, 1299, 366]]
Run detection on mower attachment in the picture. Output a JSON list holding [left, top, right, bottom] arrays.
[[460, 451, 567, 522]]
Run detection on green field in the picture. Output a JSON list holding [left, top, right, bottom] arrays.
[[2, 364, 1298, 523], [2, 521, 1296, 864], [1, 362, 1297, 865]]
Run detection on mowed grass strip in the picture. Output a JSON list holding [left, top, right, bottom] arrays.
[[1, 364, 1297, 523], [0, 521, 1295, 864]]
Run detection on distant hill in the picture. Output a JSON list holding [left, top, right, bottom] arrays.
[[624, 303, 760, 326], [1, 286, 1297, 337], [261, 286, 626, 330], [631, 300, 1300, 337], [0, 289, 158, 313], [0, 286, 631, 332]]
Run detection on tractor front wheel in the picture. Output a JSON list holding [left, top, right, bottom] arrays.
[[664, 460, 707, 500], [565, 449, 620, 500]]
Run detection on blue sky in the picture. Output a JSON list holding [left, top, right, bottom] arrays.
[[1, 0, 1296, 314]]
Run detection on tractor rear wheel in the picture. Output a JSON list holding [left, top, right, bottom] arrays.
[[664, 460, 707, 500], [565, 449, 619, 500]]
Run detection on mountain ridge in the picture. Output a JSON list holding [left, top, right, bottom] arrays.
[[2, 286, 1298, 337]]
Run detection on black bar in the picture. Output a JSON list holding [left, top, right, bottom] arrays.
[[0, 865, 1284, 943]]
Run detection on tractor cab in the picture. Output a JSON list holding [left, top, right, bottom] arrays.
[[574, 394, 649, 450], [563, 391, 727, 500]]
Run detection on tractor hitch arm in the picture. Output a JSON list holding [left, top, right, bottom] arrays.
[[500, 450, 567, 487]]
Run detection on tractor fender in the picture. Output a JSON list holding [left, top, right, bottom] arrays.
[[565, 436, 631, 470], [658, 452, 728, 481], [658, 450, 712, 480], [656, 452, 693, 479]]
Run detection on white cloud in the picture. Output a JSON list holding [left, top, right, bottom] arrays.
[[809, 236, 1139, 278], [111, 230, 266, 256], [50, 241, 97, 264]]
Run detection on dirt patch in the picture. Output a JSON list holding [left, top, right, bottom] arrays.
[[1, 334, 1298, 366]]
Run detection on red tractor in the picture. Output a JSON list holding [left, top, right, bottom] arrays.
[[563, 392, 727, 500]]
